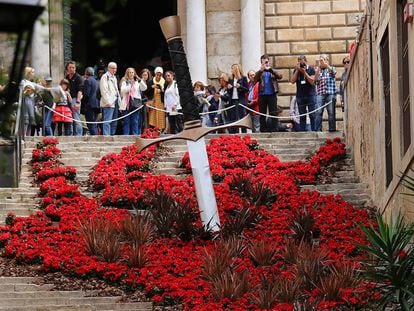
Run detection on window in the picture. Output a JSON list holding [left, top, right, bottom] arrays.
[[380, 28, 393, 186], [399, 0, 411, 154]]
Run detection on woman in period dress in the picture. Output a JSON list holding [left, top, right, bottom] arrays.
[[147, 66, 166, 132]]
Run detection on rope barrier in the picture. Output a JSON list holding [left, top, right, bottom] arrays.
[[44, 104, 144, 124], [240, 100, 333, 119], [43, 98, 333, 124]]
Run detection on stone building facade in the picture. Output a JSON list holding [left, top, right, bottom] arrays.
[[29, 0, 365, 129], [345, 0, 414, 220], [176, 0, 365, 130]]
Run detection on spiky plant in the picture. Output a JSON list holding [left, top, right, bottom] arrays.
[[359, 212, 414, 310], [219, 206, 261, 239], [79, 217, 122, 262], [250, 182, 277, 208], [251, 274, 281, 309], [126, 245, 148, 268], [122, 212, 154, 247], [209, 269, 249, 301], [171, 199, 199, 241], [289, 206, 320, 245], [146, 189, 176, 237], [228, 173, 253, 198], [248, 240, 277, 266], [317, 263, 359, 301]]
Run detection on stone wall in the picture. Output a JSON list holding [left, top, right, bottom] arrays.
[[345, 0, 414, 221], [264, 0, 365, 129]]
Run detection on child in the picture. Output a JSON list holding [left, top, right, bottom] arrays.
[[53, 79, 73, 136]]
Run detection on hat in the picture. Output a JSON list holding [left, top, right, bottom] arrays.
[[45, 76, 53, 82], [154, 67, 163, 74]]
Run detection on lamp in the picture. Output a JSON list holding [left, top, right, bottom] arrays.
[[0, 0, 44, 138]]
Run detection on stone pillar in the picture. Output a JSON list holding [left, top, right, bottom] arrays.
[[31, 0, 50, 78], [241, 0, 262, 73], [186, 0, 207, 84], [48, 0, 64, 83]]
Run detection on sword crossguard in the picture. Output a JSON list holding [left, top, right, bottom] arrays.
[[136, 115, 252, 153]]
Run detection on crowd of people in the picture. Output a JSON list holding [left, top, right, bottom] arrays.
[[18, 53, 350, 137]]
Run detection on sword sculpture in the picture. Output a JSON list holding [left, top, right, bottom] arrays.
[[136, 15, 252, 232]]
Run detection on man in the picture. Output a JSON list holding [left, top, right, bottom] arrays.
[[314, 54, 337, 132], [65, 61, 84, 136], [39, 77, 55, 136], [255, 54, 283, 132], [290, 55, 316, 131], [82, 67, 100, 135], [100, 62, 120, 135], [339, 56, 350, 112]]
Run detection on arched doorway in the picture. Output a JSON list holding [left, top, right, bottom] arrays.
[[70, 1, 177, 75]]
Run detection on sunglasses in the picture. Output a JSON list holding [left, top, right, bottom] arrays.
[[343, 61, 350, 64]]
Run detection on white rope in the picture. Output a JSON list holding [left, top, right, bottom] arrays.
[[146, 103, 236, 115], [240, 100, 333, 119], [44, 105, 144, 124]]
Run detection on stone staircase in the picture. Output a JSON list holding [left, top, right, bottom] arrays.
[[0, 277, 152, 311], [0, 132, 372, 310]]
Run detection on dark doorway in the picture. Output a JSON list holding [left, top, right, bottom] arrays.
[[71, 1, 176, 75]]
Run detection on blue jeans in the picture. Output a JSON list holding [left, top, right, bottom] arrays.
[[102, 106, 117, 135], [43, 108, 53, 136], [85, 107, 99, 135], [315, 94, 336, 131], [296, 96, 316, 131], [72, 98, 83, 136], [122, 108, 141, 135]]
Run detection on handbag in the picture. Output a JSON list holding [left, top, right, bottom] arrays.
[[129, 97, 142, 109]]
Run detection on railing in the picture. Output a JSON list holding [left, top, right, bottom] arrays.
[[12, 86, 24, 187]]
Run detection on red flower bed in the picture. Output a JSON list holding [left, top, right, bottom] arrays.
[[0, 135, 376, 310]]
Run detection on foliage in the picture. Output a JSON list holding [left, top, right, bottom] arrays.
[[359, 213, 414, 310]]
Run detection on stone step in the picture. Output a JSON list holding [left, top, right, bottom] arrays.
[[0, 290, 104, 298], [0, 302, 152, 310], [0, 283, 54, 292], [0, 277, 40, 284], [0, 202, 36, 209], [0, 296, 123, 306]]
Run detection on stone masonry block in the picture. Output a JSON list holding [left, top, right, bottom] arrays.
[[265, 30, 277, 42], [274, 69, 290, 82], [319, 14, 346, 26], [291, 41, 319, 54], [305, 28, 332, 40], [278, 29, 304, 41], [291, 15, 318, 28], [333, 26, 358, 39], [347, 13, 363, 25], [278, 81, 296, 95], [276, 2, 303, 15], [266, 16, 290, 28], [332, 0, 360, 13], [319, 40, 346, 53], [303, 1, 331, 14], [207, 11, 240, 34], [207, 34, 240, 56], [266, 42, 291, 55], [277, 95, 293, 109], [331, 53, 351, 66], [208, 55, 239, 78], [207, 0, 239, 12], [275, 55, 300, 69], [265, 3, 276, 15]]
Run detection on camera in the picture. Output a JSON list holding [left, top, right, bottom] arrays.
[[299, 63, 306, 68]]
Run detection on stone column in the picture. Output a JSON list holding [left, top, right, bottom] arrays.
[[31, 0, 50, 78], [241, 0, 262, 73], [48, 0, 65, 83], [186, 0, 207, 84]]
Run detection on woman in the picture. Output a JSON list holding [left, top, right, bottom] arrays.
[[217, 72, 230, 129], [227, 63, 248, 133], [147, 66, 166, 132], [53, 79, 73, 136], [163, 71, 182, 134], [119, 67, 147, 135], [140, 68, 154, 131]]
